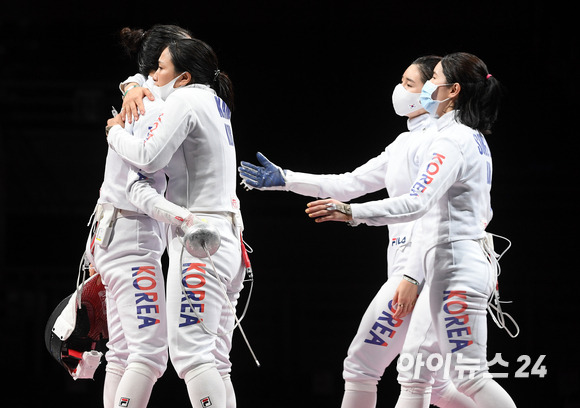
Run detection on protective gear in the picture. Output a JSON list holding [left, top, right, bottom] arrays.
[[156, 72, 185, 100], [238, 152, 287, 190], [182, 220, 222, 258], [392, 84, 422, 116], [151, 199, 222, 258], [45, 272, 108, 380], [419, 80, 451, 117]]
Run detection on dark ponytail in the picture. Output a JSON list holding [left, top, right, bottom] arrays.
[[213, 71, 235, 112], [168, 38, 234, 111], [441, 52, 502, 135], [119, 27, 146, 57], [120, 25, 193, 77]]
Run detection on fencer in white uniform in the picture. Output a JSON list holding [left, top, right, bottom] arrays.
[[238, 57, 476, 408], [106, 39, 245, 408], [305, 53, 517, 408], [89, 75, 169, 408]]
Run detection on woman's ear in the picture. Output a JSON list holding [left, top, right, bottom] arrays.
[[449, 82, 461, 98], [177, 72, 192, 87]]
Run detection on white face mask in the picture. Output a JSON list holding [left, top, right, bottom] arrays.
[[156, 72, 185, 100], [391, 83, 423, 116]]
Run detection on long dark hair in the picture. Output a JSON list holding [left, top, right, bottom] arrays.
[[412, 55, 442, 83], [119, 24, 193, 76], [167, 38, 234, 111], [441, 52, 502, 134]]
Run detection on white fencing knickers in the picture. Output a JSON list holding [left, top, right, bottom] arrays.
[[341, 237, 476, 408], [396, 239, 516, 408], [166, 212, 245, 380], [92, 214, 168, 378]]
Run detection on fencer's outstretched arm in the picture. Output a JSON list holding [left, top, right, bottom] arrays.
[[239, 150, 389, 201], [306, 135, 465, 227]]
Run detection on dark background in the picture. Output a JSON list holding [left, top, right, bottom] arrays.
[[1, 1, 576, 406]]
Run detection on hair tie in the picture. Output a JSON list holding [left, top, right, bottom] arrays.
[[213, 69, 221, 82], [486, 73, 492, 79]]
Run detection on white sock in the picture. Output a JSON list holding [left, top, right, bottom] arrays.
[[103, 363, 124, 408], [185, 363, 226, 408], [113, 362, 157, 408], [431, 382, 477, 408], [471, 380, 516, 408], [341, 381, 377, 408], [394, 385, 432, 408], [222, 374, 236, 408]]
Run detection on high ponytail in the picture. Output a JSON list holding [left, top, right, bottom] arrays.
[[168, 38, 235, 111], [441, 52, 502, 134]]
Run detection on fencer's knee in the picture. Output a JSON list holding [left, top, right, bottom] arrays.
[[453, 374, 490, 398], [344, 380, 377, 393], [400, 383, 432, 396], [184, 362, 217, 385], [106, 361, 126, 377], [430, 380, 456, 406], [126, 361, 160, 382]]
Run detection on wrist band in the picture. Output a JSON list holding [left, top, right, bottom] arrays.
[[402, 274, 419, 285], [123, 84, 139, 97]]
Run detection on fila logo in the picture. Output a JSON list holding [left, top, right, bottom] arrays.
[[391, 236, 407, 246], [119, 397, 130, 407], [200, 396, 212, 407]]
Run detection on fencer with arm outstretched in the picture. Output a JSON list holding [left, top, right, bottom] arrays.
[[239, 56, 478, 408]]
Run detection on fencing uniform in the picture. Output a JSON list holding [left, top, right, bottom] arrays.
[[350, 111, 515, 408], [248, 113, 473, 407], [107, 83, 244, 408], [88, 77, 169, 408]]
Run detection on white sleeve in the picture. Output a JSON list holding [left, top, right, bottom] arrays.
[[107, 94, 191, 173], [283, 147, 391, 201], [119, 73, 147, 93], [351, 136, 464, 226], [127, 167, 190, 226], [400, 235, 425, 284]]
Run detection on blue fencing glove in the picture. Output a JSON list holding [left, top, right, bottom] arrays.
[[238, 152, 286, 190]]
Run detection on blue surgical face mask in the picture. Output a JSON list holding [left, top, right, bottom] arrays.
[[420, 80, 451, 117]]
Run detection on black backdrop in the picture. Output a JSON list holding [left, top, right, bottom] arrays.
[[1, 1, 576, 407]]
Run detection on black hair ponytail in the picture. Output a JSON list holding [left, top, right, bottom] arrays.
[[120, 27, 146, 57], [120, 25, 193, 77], [213, 71, 235, 112], [441, 52, 502, 134], [169, 38, 235, 111]]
